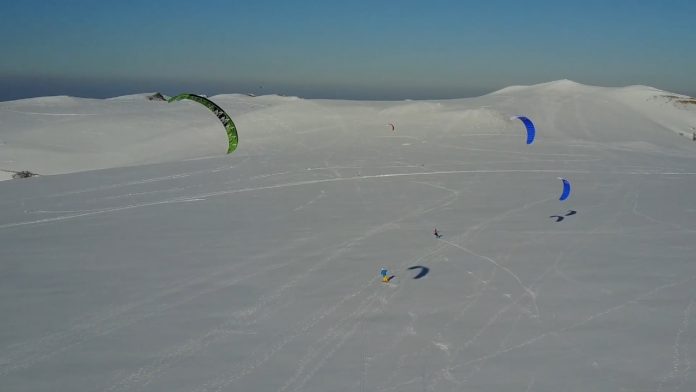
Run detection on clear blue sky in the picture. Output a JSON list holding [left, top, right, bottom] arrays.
[[1, 0, 695, 100]]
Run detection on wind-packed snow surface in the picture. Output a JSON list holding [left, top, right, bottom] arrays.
[[1, 81, 696, 391]]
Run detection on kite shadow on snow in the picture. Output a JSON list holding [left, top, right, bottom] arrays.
[[407, 265, 430, 279], [550, 210, 577, 222]]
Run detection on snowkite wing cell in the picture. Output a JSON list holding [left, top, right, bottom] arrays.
[[168, 93, 239, 153]]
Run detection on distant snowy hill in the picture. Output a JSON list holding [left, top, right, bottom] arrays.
[[1, 80, 694, 181]]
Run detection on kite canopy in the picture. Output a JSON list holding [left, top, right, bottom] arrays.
[[559, 177, 571, 201], [387, 123, 395, 131], [511, 116, 535, 145], [168, 93, 238, 154]]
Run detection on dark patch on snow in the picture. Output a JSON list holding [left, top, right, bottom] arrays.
[[147, 92, 167, 101]]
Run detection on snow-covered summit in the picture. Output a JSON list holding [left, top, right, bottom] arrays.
[[489, 79, 599, 95]]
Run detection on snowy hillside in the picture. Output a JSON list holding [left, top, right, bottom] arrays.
[[1, 81, 696, 392], [2, 81, 695, 181]]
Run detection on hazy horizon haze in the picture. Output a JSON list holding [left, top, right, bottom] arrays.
[[2, 0, 695, 101]]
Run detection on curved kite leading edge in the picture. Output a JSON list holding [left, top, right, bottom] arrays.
[[512, 116, 535, 145], [559, 177, 571, 201], [168, 93, 239, 154]]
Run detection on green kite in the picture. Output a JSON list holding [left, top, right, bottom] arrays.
[[168, 93, 238, 153]]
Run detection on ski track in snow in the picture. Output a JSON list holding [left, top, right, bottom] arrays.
[[657, 300, 694, 392], [425, 179, 642, 389], [0, 239, 309, 377], [189, 279, 383, 392], [28, 162, 250, 200], [423, 252, 556, 390], [277, 282, 400, 392], [192, 181, 460, 391], [440, 239, 540, 318], [452, 261, 554, 357], [5, 169, 696, 230], [5, 161, 458, 384], [434, 195, 554, 314], [295, 183, 461, 392], [441, 274, 696, 378], [102, 187, 458, 391], [101, 233, 381, 392], [32, 164, 680, 390], [292, 189, 326, 212]]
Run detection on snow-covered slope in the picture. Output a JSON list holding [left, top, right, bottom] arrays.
[[1, 81, 695, 180], [1, 81, 696, 392]]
